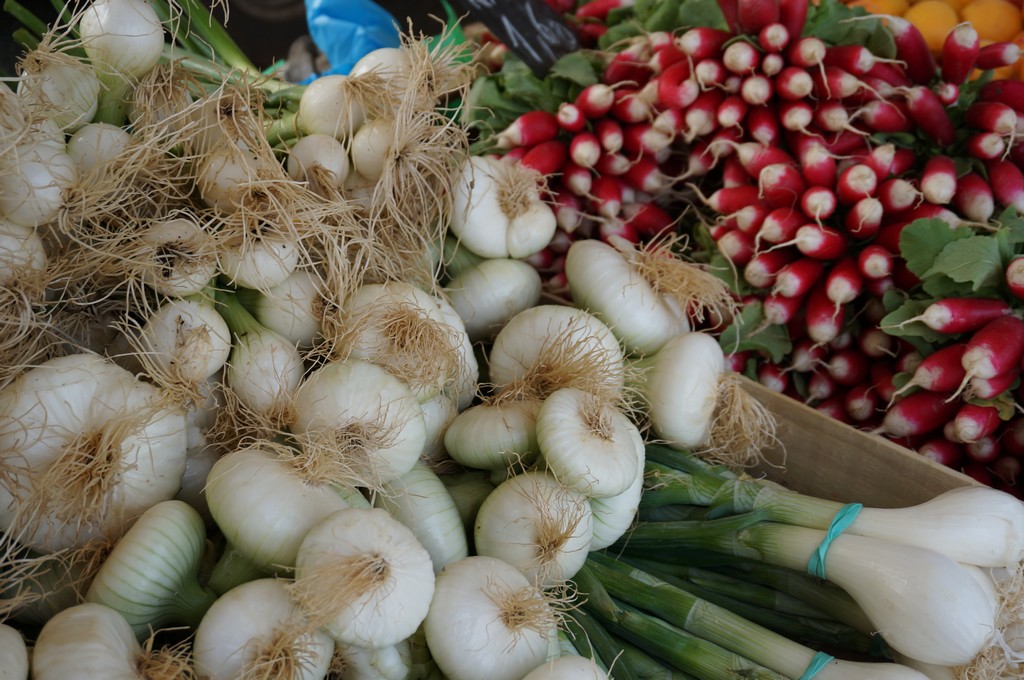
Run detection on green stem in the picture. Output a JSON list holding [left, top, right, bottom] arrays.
[[575, 565, 788, 680], [563, 609, 640, 680], [644, 443, 739, 481], [614, 640, 700, 679], [206, 543, 268, 595], [168, 577, 218, 629], [92, 73, 132, 126], [148, 0, 208, 60], [12, 27, 38, 52], [215, 288, 265, 339], [3, 0, 46, 39], [637, 504, 711, 522], [175, 0, 256, 72], [265, 111, 299, 146], [585, 555, 839, 680], [612, 511, 770, 559]]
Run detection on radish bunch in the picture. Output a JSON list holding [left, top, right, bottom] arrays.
[[468, 0, 1024, 496]]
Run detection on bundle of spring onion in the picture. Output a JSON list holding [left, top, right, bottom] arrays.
[[1, 0, 1024, 678]]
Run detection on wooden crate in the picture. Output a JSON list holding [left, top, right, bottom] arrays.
[[742, 378, 975, 508]]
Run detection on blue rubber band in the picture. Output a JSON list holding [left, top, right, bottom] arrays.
[[798, 651, 836, 680], [806, 503, 863, 580]]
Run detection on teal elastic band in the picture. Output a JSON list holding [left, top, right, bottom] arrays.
[[806, 503, 863, 580], [798, 651, 835, 680]]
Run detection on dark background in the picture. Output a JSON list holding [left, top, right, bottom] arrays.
[[1, 0, 447, 76]]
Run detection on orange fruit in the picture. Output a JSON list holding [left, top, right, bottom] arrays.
[[961, 0, 1023, 43], [848, 0, 910, 12], [903, 0, 962, 52]]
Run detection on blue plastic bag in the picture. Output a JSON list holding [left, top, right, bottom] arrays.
[[302, 0, 402, 83]]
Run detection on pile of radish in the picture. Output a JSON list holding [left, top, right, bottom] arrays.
[[3, 0, 1024, 677], [465, 0, 1024, 497]]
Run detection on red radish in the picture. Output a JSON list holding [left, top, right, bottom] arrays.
[[792, 223, 847, 260], [899, 298, 1013, 335], [979, 79, 1024, 112], [623, 202, 674, 237], [499, 147, 528, 164], [858, 100, 914, 133], [621, 123, 673, 156], [722, 156, 753, 189], [736, 143, 795, 179], [649, 44, 687, 74], [778, 0, 809, 42], [801, 186, 838, 222], [966, 100, 1018, 135], [935, 82, 959, 106], [557, 102, 586, 133], [976, 42, 1022, 70], [786, 36, 826, 68], [964, 132, 1007, 162], [591, 176, 624, 218], [774, 68, 814, 101], [724, 350, 752, 373], [523, 247, 556, 270], [825, 257, 863, 305], [740, 74, 774, 106], [723, 75, 743, 94], [882, 389, 960, 437], [657, 62, 699, 109], [864, 275, 893, 297], [828, 347, 869, 386], [621, 157, 667, 194], [953, 171, 995, 222], [694, 58, 728, 89], [717, 229, 757, 266], [569, 132, 602, 168], [810, 66, 866, 99], [919, 438, 964, 467], [903, 86, 955, 146], [1006, 256, 1024, 300], [682, 139, 717, 179], [773, 258, 825, 297], [836, 163, 878, 205], [992, 456, 1021, 486], [653, 108, 685, 136], [759, 22, 790, 52], [758, 163, 806, 208], [677, 27, 732, 61], [966, 435, 1001, 464], [823, 44, 877, 76], [866, 61, 913, 88], [856, 243, 894, 280], [796, 140, 838, 189], [744, 248, 796, 289], [791, 338, 827, 372], [859, 327, 895, 358], [748, 106, 781, 147], [708, 126, 744, 161], [1002, 418, 1024, 457], [952, 403, 1002, 444], [575, 0, 635, 20], [595, 119, 624, 154], [887, 17, 938, 85], [723, 41, 762, 75], [684, 90, 726, 140], [738, 0, 780, 33], [941, 23, 980, 85], [816, 396, 850, 423], [887, 146, 918, 177], [808, 371, 838, 402], [778, 99, 811, 133], [716, 96, 750, 129], [611, 88, 652, 124], [844, 385, 879, 422], [970, 367, 1021, 400], [806, 285, 845, 344], [757, 362, 789, 393], [495, 111, 559, 149], [757, 206, 805, 245], [960, 315, 1024, 383], [603, 50, 653, 86], [877, 178, 921, 214], [648, 32, 674, 50], [764, 291, 806, 325], [520, 140, 568, 175], [761, 53, 785, 77], [553, 191, 584, 233], [546, 229, 575, 255], [730, 202, 772, 233], [598, 219, 639, 244], [987, 159, 1024, 212], [920, 155, 957, 205], [562, 162, 593, 197], [844, 197, 884, 239], [896, 348, 924, 375], [962, 463, 997, 486], [815, 128, 869, 156], [697, 184, 763, 215], [595, 152, 631, 176], [576, 23, 609, 45]]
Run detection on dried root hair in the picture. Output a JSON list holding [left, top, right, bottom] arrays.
[[487, 573, 567, 642], [513, 474, 594, 586], [624, 232, 738, 330], [129, 62, 204, 140], [240, 616, 330, 680], [137, 633, 197, 680], [0, 537, 110, 622], [489, 315, 627, 409], [0, 285, 52, 390], [205, 379, 296, 455], [287, 549, 396, 631], [957, 563, 1024, 679], [700, 372, 777, 469], [331, 297, 461, 398], [397, 21, 482, 112]]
